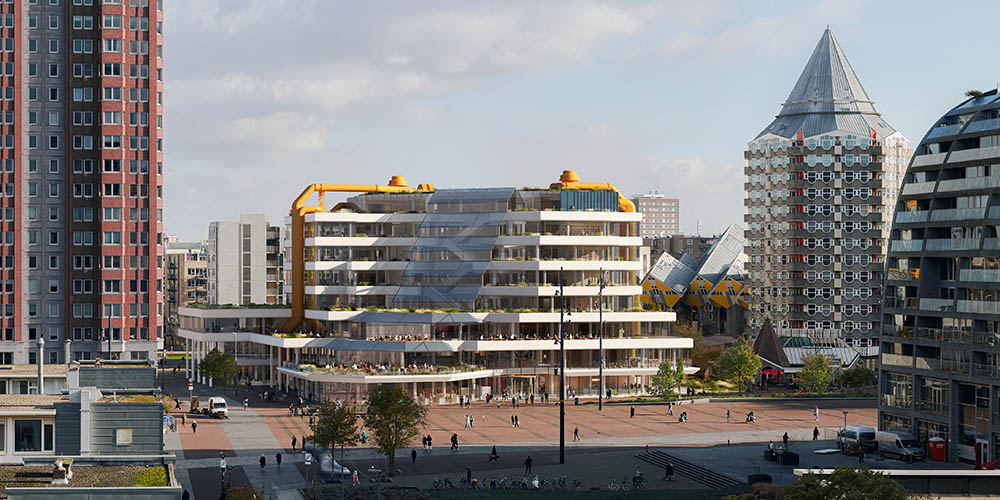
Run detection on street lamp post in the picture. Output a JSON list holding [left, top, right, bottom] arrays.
[[842, 410, 849, 429], [232, 332, 238, 397], [598, 268, 605, 411]]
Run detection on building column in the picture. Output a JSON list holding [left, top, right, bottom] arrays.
[[269, 345, 274, 388]]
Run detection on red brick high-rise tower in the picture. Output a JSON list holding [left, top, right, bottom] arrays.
[[0, 0, 163, 365]]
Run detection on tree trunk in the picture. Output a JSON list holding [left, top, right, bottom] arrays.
[[388, 448, 396, 476]]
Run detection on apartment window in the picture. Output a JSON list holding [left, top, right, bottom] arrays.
[[102, 87, 121, 101], [28, 63, 36, 77], [102, 111, 121, 125], [73, 112, 94, 126], [102, 183, 120, 197], [48, 136, 58, 149], [73, 88, 94, 102], [102, 63, 120, 76], [102, 14, 121, 29], [73, 63, 93, 77], [48, 206, 57, 220], [102, 38, 121, 52], [103, 159, 121, 172], [27, 111, 36, 125], [48, 88, 58, 101], [128, 40, 147, 55], [73, 159, 94, 173], [103, 207, 121, 221], [72, 16, 93, 29], [72, 39, 93, 53], [48, 63, 58, 77], [48, 39, 58, 53], [48, 280, 58, 294], [49, 15, 58, 29], [47, 111, 59, 126], [49, 256, 59, 269], [28, 16, 37, 29], [48, 231, 58, 245], [102, 280, 120, 293], [102, 135, 121, 148], [28, 39, 36, 53], [129, 64, 148, 78], [103, 231, 121, 245]]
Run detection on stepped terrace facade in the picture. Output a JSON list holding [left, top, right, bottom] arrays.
[[179, 171, 691, 404]]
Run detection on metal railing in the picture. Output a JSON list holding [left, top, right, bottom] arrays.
[[915, 327, 971, 343], [930, 207, 987, 222], [881, 394, 912, 410], [881, 353, 913, 368], [957, 300, 1000, 315], [890, 240, 923, 252], [916, 400, 948, 416], [925, 239, 980, 251], [895, 211, 928, 223], [972, 363, 1000, 378]]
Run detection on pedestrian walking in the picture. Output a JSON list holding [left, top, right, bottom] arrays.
[[727, 409, 731, 424], [813, 427, 820, 441], [464, 415, 470, 431], [191, 421, 197, 434], [524, 456, 532, 474], [573, 426, 579, 441], [470, 415, 474, 430], [782, 432, 789, 449], [814, 406, 819, 422], [182, 489, 190, 500], [411, 448, 417, 464], [427, 434, 433, 450], [530, 393, 534, 405], [181, 414, 185, 426], [489, 445, 499, 463], [514, 415, 519, 427], [630, 406, 635, 419], [292, 436, 297, 452], [511, 415, 515, 427], [663, 463, 674, 481], [243, 398, 248, 411], [422, 435, 427, 450], [667, 405, 674, 417], [259, 454, 266, 470], [275, 452, 282, 469], [451, 433, 459, 451]]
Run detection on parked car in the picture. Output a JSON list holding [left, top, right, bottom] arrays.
[[206, 397, 228, 419], [836, 425, 877, 453], [877, 430, 925, 462]]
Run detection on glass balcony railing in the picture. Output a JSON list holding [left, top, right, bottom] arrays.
[[972, 363, 1000, 378], [957, 300, 1000, 315], [919, 298, 956, 312], [895, 211, 929, 223], [884, 297, 919, 310], [925, 239, 980, 251], [881, 394, 912, 410], [959, 269, 1000, 282], [916, 327, 971, 343], [937, 176, 1000, 192], [890, 240, 923, 252], [881, 324, 912, 338], [985, 239, 1000, 250], [916, 400, 948, 416], [930, 207, 987, 222]]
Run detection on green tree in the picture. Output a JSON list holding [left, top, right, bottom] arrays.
[[363, 385, 427, 477], [839, 365, 876, 389], [713, 337, 761, 393], [198, 348, 236, 392], [312, 401, 359, 454], [782, 467, 914, 500], [674, 322, 711, 377], [798, 354, 832, 393], [650, 359, 685, 400]]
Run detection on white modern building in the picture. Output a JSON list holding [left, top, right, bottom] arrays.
[[179, 172, 693, 404], [206, 214, 283, 306]]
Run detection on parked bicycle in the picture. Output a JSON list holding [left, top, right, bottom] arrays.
[[609, 476, 631, 491]]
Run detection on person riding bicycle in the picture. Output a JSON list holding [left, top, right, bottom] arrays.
[[746, 410, 756, 423]]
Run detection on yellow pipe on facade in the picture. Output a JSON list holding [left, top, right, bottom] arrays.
[[549, 170, 636, 213], [281, 177, 434, 332]]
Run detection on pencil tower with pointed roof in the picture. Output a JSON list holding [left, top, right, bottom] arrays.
[[743, 29, 912, 359]]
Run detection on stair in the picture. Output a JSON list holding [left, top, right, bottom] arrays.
[[634, 450, 743, 489]]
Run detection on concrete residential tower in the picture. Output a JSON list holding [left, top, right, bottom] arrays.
[[0, 1, 165, 363], [206, 214, 282, 306], [744, 29, 911, 355]]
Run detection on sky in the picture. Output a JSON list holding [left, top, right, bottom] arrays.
[[163, 0, 1000, 241]]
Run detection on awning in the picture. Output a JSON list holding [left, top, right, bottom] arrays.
[[761, 368, 784, 375]]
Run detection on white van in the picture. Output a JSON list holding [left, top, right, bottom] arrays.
[[877, 430, 924, 462], [836, 425, 877, 452], [207, 397, 228, 419]]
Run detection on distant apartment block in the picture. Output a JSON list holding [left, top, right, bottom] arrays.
[[165, 241, 206, 345], [206, 214, 283, 306], [633, 193, 679, 237], [647, 233, 716, 264]]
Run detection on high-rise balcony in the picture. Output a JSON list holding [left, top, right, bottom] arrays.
[[890, 240, 923, 252], [915, 400, 948, 416], [957, 300, 1000, 315], [881, 353, 913, 368], [915, 327, 969, 344], [894, 211, 928, 223], [925, 239, 980, 251], [881, 393, 912, 410], [929, 207, 987, 222]]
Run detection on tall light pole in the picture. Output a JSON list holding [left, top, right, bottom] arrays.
[[598, 268, 605, 411], [558, 267, 567, 465]]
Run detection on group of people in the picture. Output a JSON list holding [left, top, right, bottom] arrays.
[[365, 334, 431, 341]]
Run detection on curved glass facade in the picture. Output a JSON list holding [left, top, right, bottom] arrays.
[[880, 89, 1000, 464]]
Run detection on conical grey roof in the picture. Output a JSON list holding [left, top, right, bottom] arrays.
[[755, 29, 896, 140]]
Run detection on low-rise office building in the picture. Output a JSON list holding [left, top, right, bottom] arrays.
[[180, 171, 693, 403]]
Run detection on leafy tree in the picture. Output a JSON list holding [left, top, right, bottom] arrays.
[[312, 401, 359, 454], [199, 348, 236, 391], [713, 337, 761, 393], [782, 467, 914, 500], [363, 385, 427, 477], [650, 359, 685, 400], [839, 365, 876, 388], [798, 354, 832, 393], [967, 89, 984, 98], [674, 322, 711, 377]]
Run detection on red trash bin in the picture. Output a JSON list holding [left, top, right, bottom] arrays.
[[928, 437, 946, 461]]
